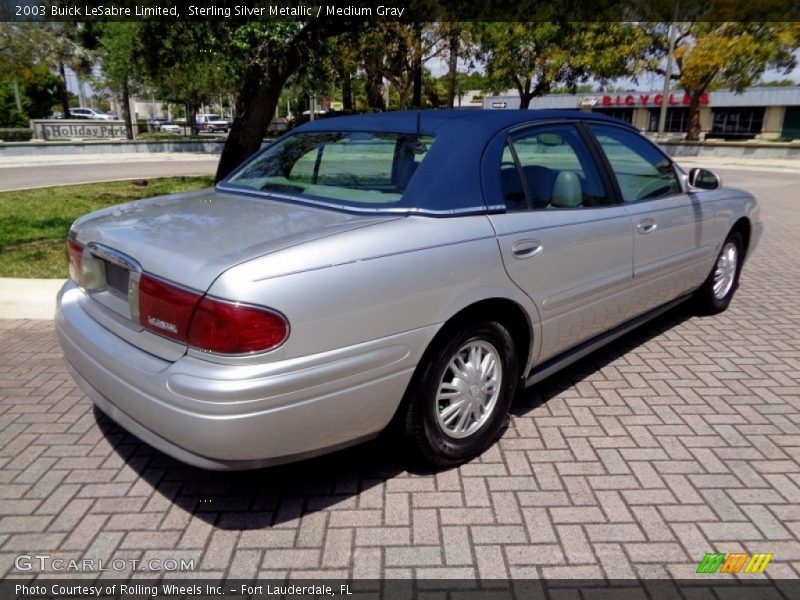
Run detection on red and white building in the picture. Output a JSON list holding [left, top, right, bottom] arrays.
[[484, 87, 800, 140]]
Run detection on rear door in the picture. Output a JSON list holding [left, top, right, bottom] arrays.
[[486, 122, 635, 365], [587, 123, 715, 316]]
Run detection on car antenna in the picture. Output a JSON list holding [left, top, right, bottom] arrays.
[[416, 110, 421, 136]]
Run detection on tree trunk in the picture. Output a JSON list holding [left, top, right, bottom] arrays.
[[341, 71, 353, 111], [187, 101, 200, 136], [58, 62, 70, 118], [13, 78, 23, 112], [412, 66, 422, 108], [365, 67, 386, 110], [184, 103, 191, 135], [215, 66, 284, 182], [121, 76, 134, 140], [685, 91, 702, 141], [398, 84, 411, 110], [214, 19, 357, 181], [411, 24, 423, 108], [446, 29, 458, 109]]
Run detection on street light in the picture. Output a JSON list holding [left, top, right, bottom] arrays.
[[657, 1, 680, 138]]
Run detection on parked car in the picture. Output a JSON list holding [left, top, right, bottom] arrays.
[[159, 122, 183, 134], [194, 113, 228, 133], [55, 110, 762, 470], [147, 117, 168, 129], [69, 107, 115, 120]]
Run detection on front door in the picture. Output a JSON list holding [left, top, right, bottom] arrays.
[[588, 123, 715, 316]]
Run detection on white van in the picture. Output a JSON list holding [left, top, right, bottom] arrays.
[[195, 114, 229, 133]]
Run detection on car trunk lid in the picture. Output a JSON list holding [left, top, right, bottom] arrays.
[[70, 188, 395, 360]]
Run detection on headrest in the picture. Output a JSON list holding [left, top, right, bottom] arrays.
[[550, 171, 582, 208]]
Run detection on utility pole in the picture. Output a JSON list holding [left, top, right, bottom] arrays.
[[658, 2, 680, 138], [13, 78, 23, 112]]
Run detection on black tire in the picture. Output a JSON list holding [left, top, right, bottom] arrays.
[[694, 230, 744, 315], [404, 321, 518, 467]]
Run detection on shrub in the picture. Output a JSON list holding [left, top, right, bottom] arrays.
[[138, 132, 184, 140], [0, 128, 34, 142]]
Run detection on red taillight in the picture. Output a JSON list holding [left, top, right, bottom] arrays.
[[137, 273, 288, 353], [187, 297, 288, 354], [138, 274, 201, 342], [66, 239, 83, 285]]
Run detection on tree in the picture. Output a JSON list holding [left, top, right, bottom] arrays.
[[39, 23, 96, 119], [150, 21, 358, 181], [137, 22, 236, 136], [755, 79, 796, 87], [651, 22, 800, 140], [0, 23, 55, 117], [330, 30, 362, 110], [429, 22, 477, 108], [97, 23, 143, 139], [453, 71, 489, 106], [421, 69, 447, 107], [0, 66, 60, 127], [471, 22, 652, 109], [222, 21, 363, 180]]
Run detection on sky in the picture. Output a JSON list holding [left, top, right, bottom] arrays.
[[424, 54, 800, 93], [64, 48, 799, 106]]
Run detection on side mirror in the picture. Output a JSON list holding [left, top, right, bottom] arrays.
[[688, 168, 721, 190]]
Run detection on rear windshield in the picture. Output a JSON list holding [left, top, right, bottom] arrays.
[[225, 131, 434, 209]]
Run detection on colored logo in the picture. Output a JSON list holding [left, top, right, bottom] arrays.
[[696, 552, 773, 574]]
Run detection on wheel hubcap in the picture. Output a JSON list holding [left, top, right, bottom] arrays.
[[435, 341, 502, 439], [713, 242, 738, 299]]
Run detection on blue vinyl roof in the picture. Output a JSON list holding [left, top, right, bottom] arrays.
[[296, 109, 635, 137], [233, 110, 637, 215]]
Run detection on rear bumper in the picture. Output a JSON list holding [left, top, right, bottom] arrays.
[[56, 282, 432, 470]]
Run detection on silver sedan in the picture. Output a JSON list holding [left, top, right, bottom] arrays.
[[55, 110, 762, 469]]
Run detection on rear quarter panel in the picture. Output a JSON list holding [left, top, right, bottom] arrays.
[[207, 215, 538, 363]]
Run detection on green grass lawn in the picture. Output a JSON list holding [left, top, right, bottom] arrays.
[[0, 176, 214, 278]]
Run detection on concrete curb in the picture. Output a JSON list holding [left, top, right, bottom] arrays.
[[0, 139, 225, 158], [0, 278, 65, 319]]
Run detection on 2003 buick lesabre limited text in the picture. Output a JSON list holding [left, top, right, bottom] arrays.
[[56, 110, 762, 470]]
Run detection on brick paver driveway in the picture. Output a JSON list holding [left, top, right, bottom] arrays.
[[1, 168, 798, 581]]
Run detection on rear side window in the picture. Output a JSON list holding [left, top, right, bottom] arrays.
[[228, 131, 434, 208], [590, 124, 680, 202], [501, 124, 608, 210]]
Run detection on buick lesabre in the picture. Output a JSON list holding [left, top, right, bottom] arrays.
[[55, 110, 762, 469]]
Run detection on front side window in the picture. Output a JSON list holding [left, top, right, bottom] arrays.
[[590, 124, 681, 203], [226, 131, 433, 208], [500, 124, 608, 211]]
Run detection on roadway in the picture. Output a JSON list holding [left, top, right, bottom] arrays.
[[0, 153, 220, 191], [1, 152, 799, 192]]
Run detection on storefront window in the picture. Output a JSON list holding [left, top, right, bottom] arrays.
[[647, 108, 689, 132], [710, 108, 765, 139], [592, 108, 633, 124]]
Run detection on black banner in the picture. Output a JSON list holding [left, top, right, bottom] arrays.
[[3, 579, 800, 600], [2, 0, 800, 22]]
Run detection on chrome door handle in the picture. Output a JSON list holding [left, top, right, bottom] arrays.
[[637, 219, 657, 234], [512, 240, 543, 259]]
